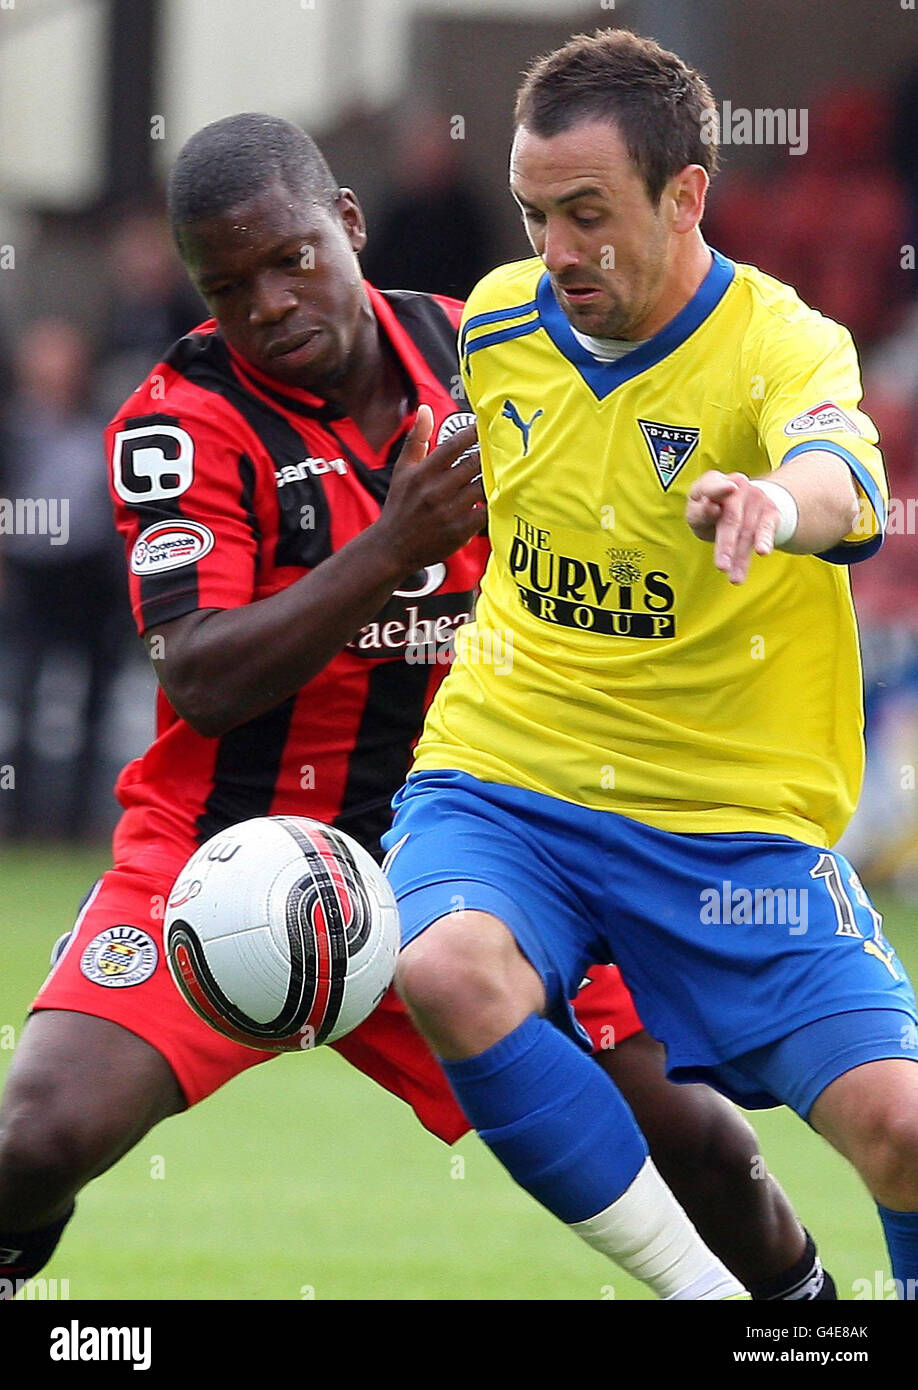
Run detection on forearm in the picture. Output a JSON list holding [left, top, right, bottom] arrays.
[[153, 522, 409, 736], [763, 450, 862, 555]]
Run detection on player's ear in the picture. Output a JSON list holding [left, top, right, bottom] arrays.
[[336, 189, 367, 253], [669, 164, 708, 235]]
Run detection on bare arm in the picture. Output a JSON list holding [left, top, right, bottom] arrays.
[[685, 450, 861, 585], [147, 406, 484, 736]]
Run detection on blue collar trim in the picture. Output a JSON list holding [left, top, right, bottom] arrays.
[[536, 249, 736, 399]]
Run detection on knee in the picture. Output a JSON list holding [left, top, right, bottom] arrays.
[[0, 1072, 101, 1207], [600, 1035, 761, 1188], [395, 912, 543, 1052], [849, 1107, 918, 1209], [652, 1089, 760, 1190], [696, 1101, 761, 1182], [397, 913, 516, 1019]]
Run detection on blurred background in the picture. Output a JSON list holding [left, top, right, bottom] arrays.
[[0, 0, 916, 893], [0, 0, 917, 1308]]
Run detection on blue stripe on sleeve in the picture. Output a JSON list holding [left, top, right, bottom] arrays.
[[459, 299, 539, 357], [779, 440, 887, 566], [462, 317, 542, 368]]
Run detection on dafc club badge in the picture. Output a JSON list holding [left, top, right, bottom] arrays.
[[80, 926, 158, 988], [638, 419, 700, 490]]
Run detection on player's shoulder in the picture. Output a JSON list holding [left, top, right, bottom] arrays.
[[728, 258, 853, 359], [375, 286, 466, 332], [461, 258, 544, 329], [108, 320, 234, 432]]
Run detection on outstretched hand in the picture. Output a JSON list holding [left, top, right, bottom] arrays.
[[686, 471, 782, 585]]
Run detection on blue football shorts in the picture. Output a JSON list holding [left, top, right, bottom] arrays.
[[381, 769, 918, 1117]]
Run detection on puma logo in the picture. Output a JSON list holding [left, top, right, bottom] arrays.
[[502, 399, 544, 456]]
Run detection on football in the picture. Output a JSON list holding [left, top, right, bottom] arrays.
[[164, 816, 401, 1051]]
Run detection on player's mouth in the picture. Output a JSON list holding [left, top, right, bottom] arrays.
[[556, 284, 603, 306], [266, 328, 323, 363]]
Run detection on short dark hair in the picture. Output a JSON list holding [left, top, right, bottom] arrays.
[[168, 113, 339, 241], [514, 29, 718, 204]]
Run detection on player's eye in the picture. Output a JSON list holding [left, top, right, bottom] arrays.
[[207, 283, 238, 298]]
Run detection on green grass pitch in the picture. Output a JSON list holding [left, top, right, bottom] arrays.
[[0, 844, 914, 1301]]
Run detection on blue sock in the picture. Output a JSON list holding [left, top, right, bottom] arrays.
[[441, 1014, 648, 1224], [877, 1204, 918, 1298]]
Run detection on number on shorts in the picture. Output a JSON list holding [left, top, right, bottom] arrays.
[[810, 852, 899, 979]]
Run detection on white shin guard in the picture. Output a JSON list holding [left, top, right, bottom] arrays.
[[569, 1157, 747, 1300]]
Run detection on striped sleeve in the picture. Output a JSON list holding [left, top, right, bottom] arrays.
[[107, 406, 261, 634], [751, 315, 888, 564]]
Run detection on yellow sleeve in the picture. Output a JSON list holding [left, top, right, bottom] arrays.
[[748, 312, 888, 560], [459, 259, 543, 412]]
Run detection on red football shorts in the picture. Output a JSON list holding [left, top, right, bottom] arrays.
[[32, 863, 644, 1145]]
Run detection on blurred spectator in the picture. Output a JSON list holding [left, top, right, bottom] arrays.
[[837, 324, 918, 896], [316, 102, 399, 240], [892, 62, 918, 286], [0, 318, 132, 840], [0, 316, 12, 409], [706, 86, 911, 346], [361, 108, 494, 299], [96, 210, 204, 414]]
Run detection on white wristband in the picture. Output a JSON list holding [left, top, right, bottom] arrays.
[[748, 478, 799, 547]]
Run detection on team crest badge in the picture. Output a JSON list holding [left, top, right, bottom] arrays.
[[437, 412, 476, 446], [638, 419, 700, 490], [80, 926, 158, 988]]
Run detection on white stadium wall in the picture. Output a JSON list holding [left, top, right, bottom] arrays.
[[0, 0, 106, 207], [0, 0, 913, 210]]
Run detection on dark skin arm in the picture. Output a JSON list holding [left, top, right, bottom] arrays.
[[146, 406, 483, 737]]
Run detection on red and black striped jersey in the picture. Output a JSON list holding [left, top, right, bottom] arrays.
[[107, 285, 487, 871]]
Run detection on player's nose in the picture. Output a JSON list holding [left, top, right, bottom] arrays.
[[248, 271, 298, 326], [540, 221, 579, 275]]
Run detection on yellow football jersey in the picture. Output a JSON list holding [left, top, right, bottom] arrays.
[[413, 250, 888, 846]]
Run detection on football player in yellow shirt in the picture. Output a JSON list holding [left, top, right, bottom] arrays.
[[383, 28, 918, 1298]]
